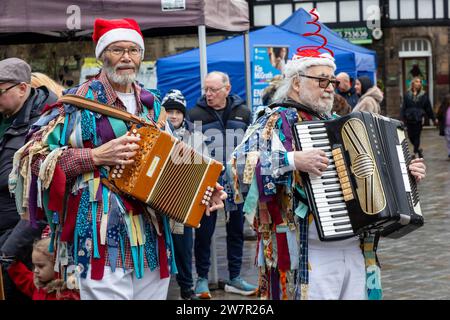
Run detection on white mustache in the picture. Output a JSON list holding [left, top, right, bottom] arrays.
[[115, 63, 136, 71], [321, 92, 334, 99]]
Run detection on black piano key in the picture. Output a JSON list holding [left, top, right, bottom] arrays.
[[328, 200, 345, 205], [330, 207, 347, 212], [326, 194, 342, 199], [324, 167, 336, 172], [333, 221, 350, 226], [325, 188, 341, 193], [321, 174, 338, 180], [308, 124, 325, 129], [310, 129, 327, 135], [313, 143, 330, 148], [323, 181, 339, 185], [331, 213, 348, 218], [311, 136, 328, 140]]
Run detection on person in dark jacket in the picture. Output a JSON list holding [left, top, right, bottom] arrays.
[[0, 58, 58, 300], [436, 93, 450, 158], [161, 89, 202, 300], [336, 72, 359, 109], [188, 71, 257, 298], [400, 77, 437, 158]]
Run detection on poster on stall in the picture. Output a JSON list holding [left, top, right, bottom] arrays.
[[252, 45, 289, 113]]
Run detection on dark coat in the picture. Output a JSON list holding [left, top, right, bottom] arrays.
[[188, 94, 251, 164], [0, 87, 57, 234], [400, 90, 435, 124], [437, 102, 450, 136], [337, 86, 359, 109]]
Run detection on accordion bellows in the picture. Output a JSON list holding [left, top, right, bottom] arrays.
[[109, 124, 223, 228]]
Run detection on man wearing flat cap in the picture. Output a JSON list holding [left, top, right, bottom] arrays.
[[0, 58, 58, 300], [9, 18, 226, 300]]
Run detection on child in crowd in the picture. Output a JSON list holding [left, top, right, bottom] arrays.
[[6, 237, 79, 300]]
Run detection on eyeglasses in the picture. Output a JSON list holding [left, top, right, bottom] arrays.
[[203, 86, 226, 94], [104, 47, 142, 57], [297, 74, 340, 89], [0, 83, 20, 96]]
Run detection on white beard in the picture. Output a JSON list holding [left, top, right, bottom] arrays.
[[301, 90, 334, 115], [103, 60, 139, 86]]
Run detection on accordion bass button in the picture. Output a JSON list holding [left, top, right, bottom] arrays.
[[201, 200, 206, 205], [112, 174, 116, 178], [132, 129, 138, 134]]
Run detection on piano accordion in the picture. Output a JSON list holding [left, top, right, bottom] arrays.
[[109, 124, 223, 228], [292, 112, 423, 241]]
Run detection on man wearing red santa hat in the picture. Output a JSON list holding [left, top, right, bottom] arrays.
[[11, 18, 226, 300]]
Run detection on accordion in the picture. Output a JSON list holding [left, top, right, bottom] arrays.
[[109, 124, 223, 228], [292, 111, 423, 241]]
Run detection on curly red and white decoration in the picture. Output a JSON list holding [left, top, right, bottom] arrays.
[[293, 8, 334, 60]]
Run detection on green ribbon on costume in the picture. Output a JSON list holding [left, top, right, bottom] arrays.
[[108, 117, 128, 138], [243, 175, 259, 215], [294, 201, 308, 219], [46, 124, 62, 151]]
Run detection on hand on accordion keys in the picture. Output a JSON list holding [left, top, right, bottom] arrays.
[[293, 149, 329, 176], [92, 134, 141, 166], [205, 182, 228, 216], [408, 158, 427, 182]]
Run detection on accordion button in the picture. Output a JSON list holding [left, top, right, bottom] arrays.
[[116, 165, 120, 169], [119, 169, 123, 174], [117, 174, 122, 178], [112, 174, 116, 178], [121, 165, 125, 169], [113, 169, 118, 174], [132, 129, 138, 134], [201, 200, 206, 205], [203, 195, 208, 200]]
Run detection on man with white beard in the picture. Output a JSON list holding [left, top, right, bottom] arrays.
[[11, 18, 226, 300], [230, 47, 427, 300]]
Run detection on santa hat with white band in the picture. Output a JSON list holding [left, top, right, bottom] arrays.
[[92, 18, 145, 59]]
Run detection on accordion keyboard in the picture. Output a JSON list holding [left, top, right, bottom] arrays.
[[294, 122, 354, 239]]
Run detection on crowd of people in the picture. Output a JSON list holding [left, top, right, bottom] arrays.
[[0, 15, 444, 301]]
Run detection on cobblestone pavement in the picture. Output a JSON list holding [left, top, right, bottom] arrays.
[[167, 128, 450, 300], [379, 128, 450, 300]]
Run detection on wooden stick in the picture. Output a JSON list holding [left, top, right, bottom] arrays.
[[0, 264, 5, 300]]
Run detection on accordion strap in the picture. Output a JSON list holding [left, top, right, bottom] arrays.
[[58, 94, 148, 125]]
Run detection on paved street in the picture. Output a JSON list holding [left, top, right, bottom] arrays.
[[167, 128, 450, 300]]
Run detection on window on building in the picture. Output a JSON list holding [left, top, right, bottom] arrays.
[[389, 0, 398, 19], [435, 0, 444, 19], [316, 1, 337, 22], [275, 4, 293, 25], [418, 0, 433, 19], [295, 1, 314, 13], [253, 5, 272, 26], [400, 0, 416, 19], [340, 1, 360, 22]]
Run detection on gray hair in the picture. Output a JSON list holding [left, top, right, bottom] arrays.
[[206, 71, 230, 85]]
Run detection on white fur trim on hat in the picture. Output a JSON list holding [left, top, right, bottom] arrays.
[[95, 28, 145, 58], [284, 53, 336, 78]]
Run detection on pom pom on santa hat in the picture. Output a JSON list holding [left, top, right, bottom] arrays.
[[283, 47, 336, 78], [92, 18, 145, 59]]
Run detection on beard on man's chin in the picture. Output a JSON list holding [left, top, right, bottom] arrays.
[[103, 59, 140, 86]]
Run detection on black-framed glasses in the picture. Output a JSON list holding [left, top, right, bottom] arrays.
[[0, 83, 20, 96], [298, 74, 340, 89], [104, 47, 142, 57]]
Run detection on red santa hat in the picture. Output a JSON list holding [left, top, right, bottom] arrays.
[[92, 18, 145, 59]]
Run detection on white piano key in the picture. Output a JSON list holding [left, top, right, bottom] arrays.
[[322, 223, 352, 232]]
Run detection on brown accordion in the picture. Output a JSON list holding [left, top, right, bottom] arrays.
[[109, 124, 223, 228]]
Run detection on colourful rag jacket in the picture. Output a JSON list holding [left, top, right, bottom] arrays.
[[8, 71, 177, 282], [228, 100, 382, 300]]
